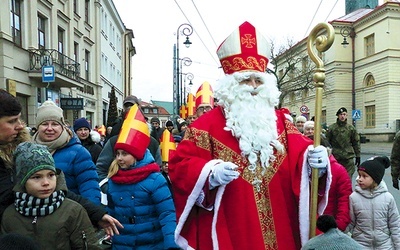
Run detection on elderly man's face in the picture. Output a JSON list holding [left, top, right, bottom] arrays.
[[239, 75, 263, 89], [196, 105, 212, 117]]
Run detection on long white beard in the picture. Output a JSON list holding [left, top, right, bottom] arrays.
[[215, 72, 284, 174]]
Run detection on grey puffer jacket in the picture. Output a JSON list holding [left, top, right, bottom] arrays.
[[348, 180, 400, 249]]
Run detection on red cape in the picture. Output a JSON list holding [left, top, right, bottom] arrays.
[[169, 107, 328, 250]]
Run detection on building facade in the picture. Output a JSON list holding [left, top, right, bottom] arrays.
[[277, 1, 400, 142], [0, 0, 133, 128]]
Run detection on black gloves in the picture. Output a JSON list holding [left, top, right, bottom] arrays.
[[393, 178, 399, 190], [355, 157, 361, 167]]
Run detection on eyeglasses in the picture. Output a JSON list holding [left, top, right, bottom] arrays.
[[197, 106, 212, 113]]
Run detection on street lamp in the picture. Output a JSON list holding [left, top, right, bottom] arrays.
[[340, 26, 356, 126], [181, 72, 194, 105], [174, 23, 193, 116], [179, 57, 192, 106]]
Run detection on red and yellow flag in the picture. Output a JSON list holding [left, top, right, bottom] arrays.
[[115, 104, 150, 160], [195, 81, 214, 109], [160, 129, 176, 162]]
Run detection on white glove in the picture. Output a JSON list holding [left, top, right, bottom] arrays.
[[307, 145, 328, 169], [209, 162, 240, 189]]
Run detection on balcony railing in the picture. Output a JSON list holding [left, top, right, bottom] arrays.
[[28, 49, 80, 82]]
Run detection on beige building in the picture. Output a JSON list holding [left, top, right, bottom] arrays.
[[277, 1, 400, 142], [0, 0, 134, 128]]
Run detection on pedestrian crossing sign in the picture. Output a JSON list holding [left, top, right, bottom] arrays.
[[352, 109, 361, 120]]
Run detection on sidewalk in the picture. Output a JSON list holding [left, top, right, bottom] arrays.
[[360, 141, 393, 156]]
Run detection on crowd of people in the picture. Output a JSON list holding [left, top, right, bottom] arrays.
[[1, 20, 399, 250]]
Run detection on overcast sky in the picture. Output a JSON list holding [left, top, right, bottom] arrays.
[[112, 0, 384, 102]]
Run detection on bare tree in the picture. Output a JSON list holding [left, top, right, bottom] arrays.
[[268, 38, 317, 108]]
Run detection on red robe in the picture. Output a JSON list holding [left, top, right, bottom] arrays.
[[169, 107, 328, 250]]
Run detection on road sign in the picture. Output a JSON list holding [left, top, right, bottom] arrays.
[[352, 109, 361, 120], [42, 65, 55, 83], [300, 105, 309, 114]]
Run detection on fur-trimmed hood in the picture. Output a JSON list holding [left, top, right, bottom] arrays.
[[0, 127, 31, 169]]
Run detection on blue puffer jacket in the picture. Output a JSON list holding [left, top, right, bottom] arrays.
[[107, 150, 178, 250], [53, 135, 101, 205]]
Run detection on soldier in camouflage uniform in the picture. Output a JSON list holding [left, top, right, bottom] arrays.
[[390, 131, 400, 189], [326, 107, 361, 177]]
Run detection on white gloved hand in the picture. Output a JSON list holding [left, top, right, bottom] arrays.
[[307, 145, 328, 169], [209, 162, 240, 189]]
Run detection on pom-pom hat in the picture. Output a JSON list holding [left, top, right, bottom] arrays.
[[217, 21, 270, 74], [358, 156, 390, 185], [160, 129, 176, 162], [195, 81, 214, 110], [114, 104, 150, 160]]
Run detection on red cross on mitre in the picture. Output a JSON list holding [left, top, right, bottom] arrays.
[[216, 21, 270, 74]]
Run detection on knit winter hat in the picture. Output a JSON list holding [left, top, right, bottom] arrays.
[[14, 142, 56, 186], [36, 100, 65, 127], [150, 117, 160, 124], [336, 107, 347, 116], [0, 89, 22, 118], [73, 117, 91, 132], [166, 120, 173, 127], [358, 156, 390, 184]]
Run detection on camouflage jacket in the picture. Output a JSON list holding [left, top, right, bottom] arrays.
[[391, 131, 400, 179], [326, 119, 360, 160]]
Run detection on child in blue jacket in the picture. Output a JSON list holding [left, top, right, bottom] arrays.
[[105, 104, 179, 249]]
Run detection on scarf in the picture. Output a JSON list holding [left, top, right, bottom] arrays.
[[111, 163, 160, 184], [32, 127, 72, 154], [14, 190, 65, 217]]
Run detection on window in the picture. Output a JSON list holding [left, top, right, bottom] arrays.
[[365, 105, 375, 128], [365, 34, 375, 57], [73, 0, 78, 14], [38, 15, 46, 49], [302, 56, 309, 73], [85, 49, 90, 80], [74, 42, 79, 62], [365, 74, 375, 87], [85, 0, 90, 23], [10, 0, 22, 46], [58, 27, 64, 54], [152, 108, 158, 114], [321, 110, 326, 127]]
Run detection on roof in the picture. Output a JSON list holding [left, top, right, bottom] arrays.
[[151, 100, 174, 115], [331, 8, 375, 23]]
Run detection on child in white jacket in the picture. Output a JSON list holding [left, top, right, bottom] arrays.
[[348, 156, 400, 249]]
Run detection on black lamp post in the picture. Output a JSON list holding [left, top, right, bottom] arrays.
[[174, 23, 193, 116], [181, 72, 194, 105], [340, 26, 356, 125]]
